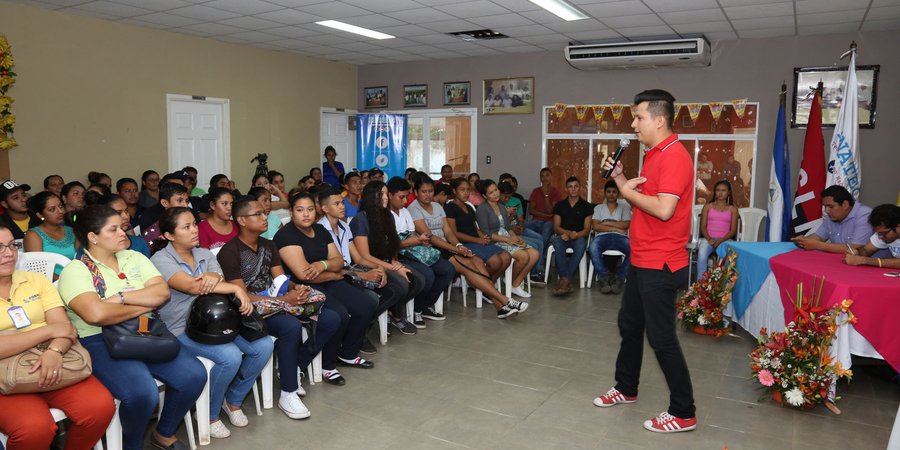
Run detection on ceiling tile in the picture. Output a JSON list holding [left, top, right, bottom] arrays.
[[296, 2, 371, 19], [671, 21, 733, 34], [737, 26, 795, 38], [176, 22, 246, 35], [434, 1, 511, 19], [224, 30, 282, 42], [565, 29, 625, 41], [341, 14, 405, 28], [539, 42, 569, 50], [253, 9, 322, 25], [374, 24, 435, 37], [660, 9, 727, 25], [602, 14, 665, 28], [516, 33, 573, 44], [264, 25, 321, 38], [468, 13, 535, 29], [475, 37, 531, 47], [366, 48, 412, 57], [213, 35, 250, 44], [118, 17, 171, 29], [798, 22, 860, 35], [384, 7, 457, 23], [642, 0, 720, 13], [796, 0, 867, 14], [300, 45, 342, 55], [458, 47, 504, 56], [168, 4, 241, 21], [495, 24, 556, 37], [219, 16, 284, 30], [797, 10, 865, 26], [12, 0, 84, 8], [731, 16, 795, 30], [872, 0, 900, 6], [704, 30, 739, 41], [387, 44, 441, 53], [616, 25, 678, 38], [418, 19, 481, 33], [131, 12, 202, 27], [266, 0, 340, 7], [413, 0, 461, 5], [502, 44, 545, 53], [202, 0, 281, 15], [68, 1, 152, 18], [421, 50, 465, 59], [580, 1, 652, 17], [267, 38, 320, 49], [719, 0, 789, 5], [302, 33, 357, 45], [253, 42, 288, 50], [862, 17, 900, 30], [865, 5, 900, 20], [543, 19, 607, 33], [724, 2, 793, 20], [518, 9, 566, 24], [113, 0, 191, 12], [340, 0, 422, 13], [405, 34, 463, 44], [387, 54, 431, 61], [490, 0, 542, 11], [435, 41, 488, 51]]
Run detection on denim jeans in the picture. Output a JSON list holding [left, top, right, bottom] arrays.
[[588, 233, 631, 279], [263, 309, 341, 393], [80, 334, 206, 450], [696, 238, 729, 277], [525, 219, 554, 274], [551, 235, 587, 279], [402, 258, 456, 313], [177, 334, 275, 420]]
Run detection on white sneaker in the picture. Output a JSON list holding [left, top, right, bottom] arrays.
[[511, 285, 531, 298], [296, 368, 307, 397], [278, 392, 311, 420], [209, 420, 231, 439], [221, 404, 248, 427]]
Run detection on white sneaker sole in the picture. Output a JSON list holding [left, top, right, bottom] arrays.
[[643, 420, 696, 433], [511, 289, 531, 298], [278, 402, 312, 420], [593, 397, 636, 407]]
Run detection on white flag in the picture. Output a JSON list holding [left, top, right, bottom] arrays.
[[826, 49, 861, 198]]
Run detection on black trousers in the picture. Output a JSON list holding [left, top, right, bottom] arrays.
[[314, 280, 378, 370], [614, 264, 696, 419]]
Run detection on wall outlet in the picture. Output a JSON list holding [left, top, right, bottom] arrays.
[[486, 155, 492, 164]]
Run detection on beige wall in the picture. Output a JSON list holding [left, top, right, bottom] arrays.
[[359, 30, 900, 208], [0, 1, 357, 190]]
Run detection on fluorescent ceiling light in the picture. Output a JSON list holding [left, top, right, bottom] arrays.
[[529, 0, 589, 21], [315, 20, 394, 40]]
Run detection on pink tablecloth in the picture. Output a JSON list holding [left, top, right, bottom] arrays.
[[770, 250, 900, 371]]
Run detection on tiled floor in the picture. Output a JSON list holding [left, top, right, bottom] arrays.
[[179, 284, 899, 450]]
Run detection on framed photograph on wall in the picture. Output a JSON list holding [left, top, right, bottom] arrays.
[[791, 65, 879, 128], [483, 76, 534, 115], [403, 84, 428, 107], [364, 86, 388, 109], [443, 81, 470, 106]]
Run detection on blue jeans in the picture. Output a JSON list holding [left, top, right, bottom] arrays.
[[588, 233, 631, 279], [80, 334, 206, 450], [551, 235, 587, 279], [177, 334, 274, 420], [525, 220, 553, 274], [263, 309, 340, 392], [402, 258, 456, 313]]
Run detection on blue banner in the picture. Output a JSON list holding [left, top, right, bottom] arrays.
[[356, 114, 407, 180]]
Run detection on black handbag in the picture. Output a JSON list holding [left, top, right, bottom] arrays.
[[80, 254, 180, 363], [239, 309, 269, 342]]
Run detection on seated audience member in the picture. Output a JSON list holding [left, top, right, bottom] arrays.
[[0, 181, 40, 239], [476, 179, 540, 297], [44, 174, 65, 197], [268, 170, 286, 195], [151, 207, 273, 439], [845, 203, 900, 268], [404, 168, 418, 206], [0, 224, 116, 450], [351, 181, 426, 334], [793, 185, 873, 253], [526, 167, 563, 282], [341, 172, 363, 218], [198, 187, 238, 249], [435, 164, 453, 186], [274, 192, 378, 385], [309, 167, 323, 186], [298, 176, 316, 192], [61, 181, 87, 214], [587, 180, 632, 294], [24, 191, 76, 275], [59, 205, 205, 450], [141, 182, 191, 248], [85, 192, 151, 257], [87, 172, 112, 190], [387, 177, 454, 327], [446, 178, 510, 282], [219, 196, 341, 419], [138, 172, 194, 232], [87, 183, 111, 196], [433, 183, 452, 206], [466, 173, 484, 206], [204, 174, 242, 208], [359, 170, 370, 186], [247, 186, 282, 240], [322, 146, 345, 190], [138, 170, 160, 210], [550, 176, 593, 296], [499, 173, 526, 206], [318, 187, 407, 341], [409, 175, 527, 318], [252, 173, 289, 211], [116, 177, 140, 225], [183, 166, 206, 197], [697, 180, 738, 277], [499, 182, 544, 261], [368, 168, 385, 183]]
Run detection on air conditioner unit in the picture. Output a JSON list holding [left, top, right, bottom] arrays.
[[564, 38, 710, 70]]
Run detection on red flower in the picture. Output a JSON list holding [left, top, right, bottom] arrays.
[[118, 273, 127, 279]]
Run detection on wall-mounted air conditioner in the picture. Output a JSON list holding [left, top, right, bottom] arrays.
[[564, 37, 711, 70]]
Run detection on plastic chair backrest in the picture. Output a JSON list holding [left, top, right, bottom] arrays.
[[23, 251, 72, 281], [690, 205, 704, 245], [738, 207, 767, 242]]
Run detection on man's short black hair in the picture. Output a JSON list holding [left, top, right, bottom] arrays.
[[317, 186, 342, 205], [821, 185, 854, 207], [343, 171, 361, 185], [116, 177, 137, 192], [232, 195, 257, 221], [869, 204, 900, 229], [498, 181, 515, 195], [159, 182, 188, 202], [604, 180, 618, 191], [634, 89, 676, 129], [565, 176, 579, 184], [387, 176, 410, 194]]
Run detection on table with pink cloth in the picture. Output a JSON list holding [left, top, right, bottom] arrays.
[[769, 250, 900, 371]]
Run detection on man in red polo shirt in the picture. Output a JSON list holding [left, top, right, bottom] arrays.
[[593, 89, 697, 433]]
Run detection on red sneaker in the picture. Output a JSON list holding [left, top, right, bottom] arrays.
[[643, 411, 697, 433], [592, 387, 637, 407]]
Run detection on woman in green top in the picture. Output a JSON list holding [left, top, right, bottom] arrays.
[[24, 191, 76, 277]]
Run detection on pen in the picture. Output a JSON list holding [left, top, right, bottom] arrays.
[[846, 243, 856, 255]]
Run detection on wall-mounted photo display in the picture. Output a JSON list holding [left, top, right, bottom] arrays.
[[443, 81, 470, 106], [483, 77, 534, 115], [364, 86, 388, 109], [403, 84, 428, 107], [791, 65, 879, 128]]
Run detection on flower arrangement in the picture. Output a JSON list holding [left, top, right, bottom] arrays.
[[0, 34, 17, 151], [676, 248, 739, 336], [749, 278, 855, 409]]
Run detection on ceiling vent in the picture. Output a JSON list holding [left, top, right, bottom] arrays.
[[448, 29, 509, 41], [564, 37, 710, 70]]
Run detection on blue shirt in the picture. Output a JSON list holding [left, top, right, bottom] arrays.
[[814, 202, 872, 245], [322, 161, 345, 189], [316, 216, 352, 267], [343, 197, 359, 219]]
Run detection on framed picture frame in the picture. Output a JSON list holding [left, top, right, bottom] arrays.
[[443, 81, 470, 106], [483, 76, 534, 115], [364, 86, 388, 109], [791, 65, 879, 129], [403, 84, 428, 108]]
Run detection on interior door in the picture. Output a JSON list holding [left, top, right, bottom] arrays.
[[167, 96, 229, 188], [321, 112, 356, 172]]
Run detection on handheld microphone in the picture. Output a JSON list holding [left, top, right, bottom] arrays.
[[603, 138, 631, 178]]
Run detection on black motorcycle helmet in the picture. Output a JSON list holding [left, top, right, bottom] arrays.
[[186, 294, 241, 345]]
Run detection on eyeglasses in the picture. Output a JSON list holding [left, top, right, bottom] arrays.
[[876, 227, 898, 239], [0, 241, 23, 253], [239, 211, 267, 218]]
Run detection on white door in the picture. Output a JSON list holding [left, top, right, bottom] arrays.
[[167, 95, 230, 188], [320, 110, 356, 172]]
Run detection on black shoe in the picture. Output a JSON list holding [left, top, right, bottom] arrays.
[[529, 274, 546, 286], [413, 312, 426, 329], [610, 276, 625, 295], [421, 307, 445, 321], [339, 356, 375, 369], [497, 305, 518, 319], [323, 370, 346, 386], [599, 275, 613, 294], [359, 337, 377, 354], [390, 317, 418, 335], [150, 434, 190, 450]]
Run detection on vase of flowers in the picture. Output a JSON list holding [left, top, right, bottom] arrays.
[[676, 248, 739, 337], [750, 277, 855, 409], [0, 34, 17, 151]]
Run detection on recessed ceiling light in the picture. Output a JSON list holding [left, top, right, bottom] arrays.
[[448, 29, 509, 41], [315, 20, 394, 40], [529, 0, 589, 21]]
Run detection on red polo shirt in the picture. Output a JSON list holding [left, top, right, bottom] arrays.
[[629, 134, 693, 271]]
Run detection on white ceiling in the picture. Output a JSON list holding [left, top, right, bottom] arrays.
[[10, 0, 900, 65]]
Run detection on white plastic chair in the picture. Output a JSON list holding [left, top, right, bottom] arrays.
[[738, 207, 767, 242], [587, 249, 627, 289], [101, 379, 197, 450], [0, 408, 105, 450], [22, 251, 71, 285], [446, 275, 487, 308], [195, 356, 264, 445], [543, 240, 589, 288], [503, 258, 531, 297], [686, 205, 704, 283]]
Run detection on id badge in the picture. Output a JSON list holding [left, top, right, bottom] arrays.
[[7, 306, 32, 329]]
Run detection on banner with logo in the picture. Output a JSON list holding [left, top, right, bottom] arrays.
[[826, 49, 862, 198], [356, 114, 407, 180]]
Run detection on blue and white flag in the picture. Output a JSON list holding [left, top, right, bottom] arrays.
[[826, 49, 861, 198], [356, 114, 407, 180], [767, 101, 791, 241]]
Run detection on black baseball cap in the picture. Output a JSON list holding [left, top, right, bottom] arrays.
[[0, 180, 31, 201]]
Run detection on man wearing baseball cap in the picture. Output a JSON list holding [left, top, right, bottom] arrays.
[[0, 180, 40, 239]]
